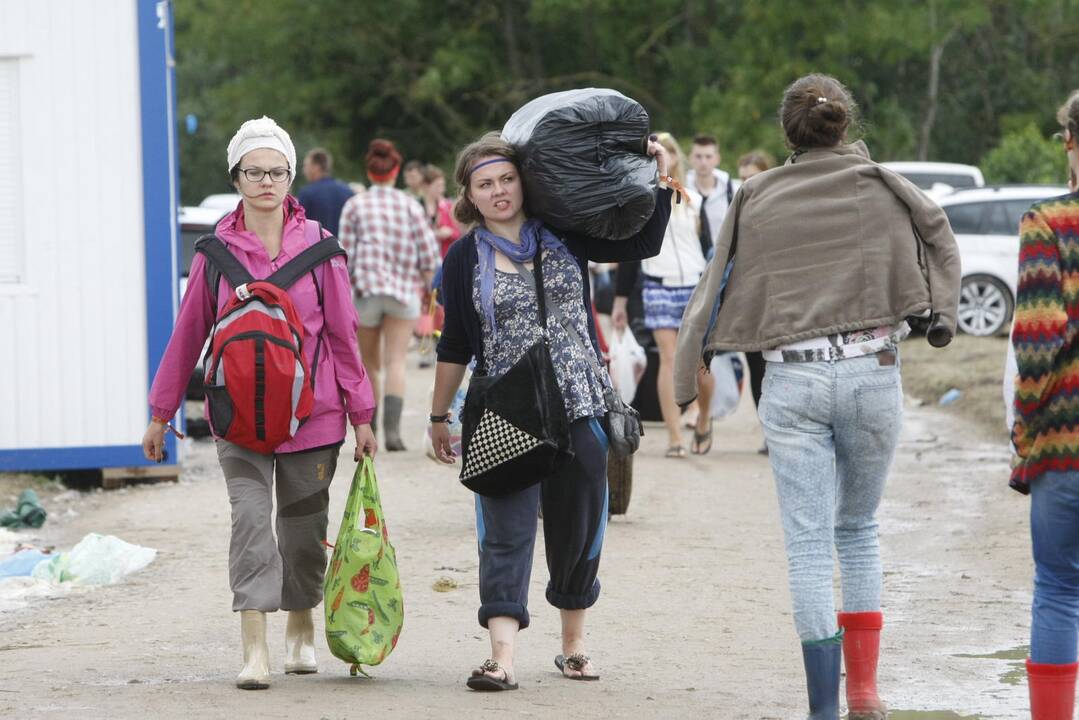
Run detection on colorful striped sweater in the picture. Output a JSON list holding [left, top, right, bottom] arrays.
[[1011, 192, 1079, 493]]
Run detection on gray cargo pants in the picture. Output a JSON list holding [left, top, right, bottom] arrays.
[[216, 440, 341, 612]]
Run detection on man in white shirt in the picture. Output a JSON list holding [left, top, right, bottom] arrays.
[[685, 135, 734, 258]]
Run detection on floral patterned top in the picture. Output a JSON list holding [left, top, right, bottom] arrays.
[[473, 250, 609, 422]]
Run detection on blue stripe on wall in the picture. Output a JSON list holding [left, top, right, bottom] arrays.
[[137, 0, 180, 467], [0, 445, 157, 472]]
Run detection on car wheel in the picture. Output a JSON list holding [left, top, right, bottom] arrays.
[[957, 274, 1013, 336]]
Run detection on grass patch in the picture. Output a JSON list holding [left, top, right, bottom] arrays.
[[900, 334, 1010, 442]]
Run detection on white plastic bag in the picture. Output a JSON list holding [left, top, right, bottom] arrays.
[[608, 328, 647, 405], [32, 533, 156, 585], [709, 353, 745, 419]]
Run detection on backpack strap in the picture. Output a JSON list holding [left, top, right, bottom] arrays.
[[195, 234, 255, 289], [266, 236, 347, 290]]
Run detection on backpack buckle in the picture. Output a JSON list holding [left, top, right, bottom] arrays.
[[235, 283, 252, 301]]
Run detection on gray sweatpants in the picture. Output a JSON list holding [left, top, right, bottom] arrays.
[[216, 440, 341, 612]]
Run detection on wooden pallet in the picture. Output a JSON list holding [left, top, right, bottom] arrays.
[[100, 465, 180, 490]]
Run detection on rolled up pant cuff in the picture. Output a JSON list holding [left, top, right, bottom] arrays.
[[546, 579, 600, 610], [478, 602, 530, 630]]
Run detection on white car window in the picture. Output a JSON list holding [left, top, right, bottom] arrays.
[[1005, 200, 1037, 232], [983, 202, 1016, 236], [902, 172, 979, 190], [943, 202, 985, 234]]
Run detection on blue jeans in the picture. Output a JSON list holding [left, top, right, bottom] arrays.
[[759, 353, 903, 642], [1031, 471, 1079, 663]]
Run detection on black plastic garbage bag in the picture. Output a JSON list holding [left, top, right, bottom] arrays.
[[502, 88, 656, 241], [0, 489, 47, 529]]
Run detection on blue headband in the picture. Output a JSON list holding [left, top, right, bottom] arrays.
[[469, 157, 512, 176]]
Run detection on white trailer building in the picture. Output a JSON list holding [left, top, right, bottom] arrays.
[[0, 1, 179, 474]]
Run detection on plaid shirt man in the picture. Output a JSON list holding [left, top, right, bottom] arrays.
[[338, 186, 440, 305]]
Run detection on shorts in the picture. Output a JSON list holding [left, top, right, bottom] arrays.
[[642, 279, 695, 330], [354, 294, 421, 327]]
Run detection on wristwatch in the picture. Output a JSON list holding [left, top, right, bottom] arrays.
[[429, 413, 451, 424]]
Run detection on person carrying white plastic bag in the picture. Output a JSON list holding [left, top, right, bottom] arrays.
[[708, 352, 745, 419], [608, 328, 647, 405]]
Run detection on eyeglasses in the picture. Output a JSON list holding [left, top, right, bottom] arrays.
[[239, 167, 291, 183]]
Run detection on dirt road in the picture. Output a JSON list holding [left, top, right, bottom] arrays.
[[0, 364, 1031, 719]]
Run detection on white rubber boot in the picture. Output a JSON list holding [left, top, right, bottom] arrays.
[[236, 610, 271, 689], [284, 609, 318, 674]]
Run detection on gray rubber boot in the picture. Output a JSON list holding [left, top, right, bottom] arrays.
[[383, 395, 406, 451]]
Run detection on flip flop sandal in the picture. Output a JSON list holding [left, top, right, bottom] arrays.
[[555, 654, 600, 681], [691, 421, 713, 455], [665, 445, 687, 459], [466, 659, 518, 691]]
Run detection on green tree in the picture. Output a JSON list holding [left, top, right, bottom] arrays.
[[172, 0, 1079, 205], [981, 122, 1066, 185]]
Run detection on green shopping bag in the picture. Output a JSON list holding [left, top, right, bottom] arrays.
[[324, 456, 404, 676]]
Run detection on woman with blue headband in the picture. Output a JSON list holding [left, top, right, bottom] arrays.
[[430, 131, 671, 691]]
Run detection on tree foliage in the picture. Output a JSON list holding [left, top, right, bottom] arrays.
[[981, 123, 1064, 185], [173, 0, 1079, 204]]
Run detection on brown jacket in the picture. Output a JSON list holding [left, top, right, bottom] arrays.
[[674, 141, 961, 407]]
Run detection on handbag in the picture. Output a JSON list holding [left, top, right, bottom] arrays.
[[459, 253, 573, 497], [511, 262, 643, 458], [324, 457, 404, 676]]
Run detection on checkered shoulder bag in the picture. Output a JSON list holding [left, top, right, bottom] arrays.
[[458, 253, 573, 497]]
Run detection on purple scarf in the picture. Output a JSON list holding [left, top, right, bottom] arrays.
[[475, 219, 572, 339]]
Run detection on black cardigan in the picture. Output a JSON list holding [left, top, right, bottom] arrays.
[[436, 188, 673, 373]]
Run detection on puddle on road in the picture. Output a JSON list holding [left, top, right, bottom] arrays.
[[889, 712, 984, 720], [953, 644, 1029, 686], [953, 645, 1028, 661]]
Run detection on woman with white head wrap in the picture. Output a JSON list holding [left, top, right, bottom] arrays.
[[143, 116, 377, 689]]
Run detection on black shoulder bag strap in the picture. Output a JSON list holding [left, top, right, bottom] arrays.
[[266, 236, 347, 290], [195, 235, 255, 302], [511, 257, 643, 454], [510, 259, 602, 381]]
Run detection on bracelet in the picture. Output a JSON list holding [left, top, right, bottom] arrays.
[[151, 415, 186, 440], [429, 413, 451, 424]]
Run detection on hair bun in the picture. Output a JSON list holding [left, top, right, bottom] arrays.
[[365, 138, 402, 176], [781, 74, 857, 149]]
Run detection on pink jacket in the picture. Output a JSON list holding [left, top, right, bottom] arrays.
[[149, 196, 375, 453]]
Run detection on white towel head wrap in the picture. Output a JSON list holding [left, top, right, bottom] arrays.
[[226, 116, 296, 176]]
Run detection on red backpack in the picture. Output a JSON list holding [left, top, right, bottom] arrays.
[[195, 228, 346, 454]]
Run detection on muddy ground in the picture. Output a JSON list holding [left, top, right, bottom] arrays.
[[0, 346, 1031, 719]]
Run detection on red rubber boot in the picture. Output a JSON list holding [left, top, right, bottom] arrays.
[[1027, 659, 1078, 720], [837, 611, 886, 720]]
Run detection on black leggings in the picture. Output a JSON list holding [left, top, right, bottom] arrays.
[[746, 351, 765, 409], [474, 418, 609, 629]]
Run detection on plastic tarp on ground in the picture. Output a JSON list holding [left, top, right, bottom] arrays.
[[502, 88, 656, 241], [0, 532, 156, 611]]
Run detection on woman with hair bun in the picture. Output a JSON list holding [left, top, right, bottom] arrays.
[[1010, 89, 1079, 719], [675, 74, 961, 718], [339, 139, 440, 451]]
